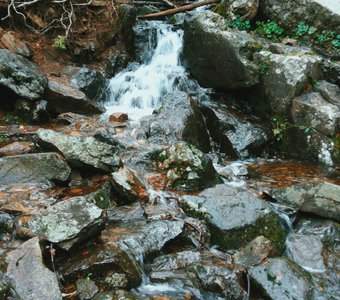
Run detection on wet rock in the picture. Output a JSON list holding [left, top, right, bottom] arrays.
[[119, 4, 137, 55], [109, 112, 128, 123], [314, 80, 340, 109], [0, 153, 71, 185], [62, 66, 108, 101], [37, 129, 121, 172], [180, 184, 288, 251], [106, 202, 145, 223], [153, 142, 221, 191], [322, 60, 340, 86], [151, 251, 202, 271], [1, 31, 31, 58], [0, 49, 47, 100], [0, 212, 14, 234], [259, 0, 340, 32], [85, 180, 114, 209], [104, 273, 128, 288], [189, 261, 246, 299], [249, 258, 313, 300], [292, 92, 340, 136], [233, 236, 274, 267], [6, 237, 62, 300], [0, 271, 9, 299], [26, 196, 105, 250], [270, 180, 340, 222], [0, 141, 32, 157], [45, 80, 105, 115], [93, 290, 138, 300], [15, 98, 49, 123], [106, 51, 129, 77], [140, 92, 211, 152], [286, 233, 325, 273], [110, 168, 145, 204], [258, 50, 321, 116], [183, 11, 259, 90], [61, 220, 184, 287], [76, 278, 99, 300], [201, 101, 268, 158]]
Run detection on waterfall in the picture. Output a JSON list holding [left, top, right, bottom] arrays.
[[105, 21, 187, 121]]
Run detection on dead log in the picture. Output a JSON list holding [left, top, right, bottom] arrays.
[[139, 0, 220, 19]]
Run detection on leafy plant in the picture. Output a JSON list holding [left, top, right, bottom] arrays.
[[0, 136, 6, 143], [254, 20, 285, 40], [294, 21, 309, 37], [53, 36, 67, 50], [332, 34, 340, 48], [270, 116, 314, 141], [258, 54, 272, 75], [315, 30, 336, 44], [226, 15, 251, 31], [4, 114, 19, 124]]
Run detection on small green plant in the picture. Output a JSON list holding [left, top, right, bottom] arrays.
[[315, 30, 336, 44], [254, 20, 285, 40], [0, 136, 6, 143], [294, 21, 309, 37], [258, 54, 271, 75], [4, 114, 19, 124], [332, 34, 340, 49], [53, 36, 67, 50], [226, 15, 251, 31], [270, 116, 315, 141]]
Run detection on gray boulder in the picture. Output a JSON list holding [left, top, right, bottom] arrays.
[[258, 50, 321, 116], [270, 180, 340, 222], [314, 80, 340, 109], [0, 49, 47, 100], [140, 91, 211, 152], [45, 80, 105, 115], [153, 142, 221, 191], [292, 92, 340, 136], [201, 100, 268, 158], [0, 153, 71, 185], [286, 233, 326, 273], [249, 258, 313, 300], [62, 66, 108, 101], [180, 184, 288, 251], [76, 278, 99, 300], [6, 237, 62, 300], [259, 0, 340, 32], [183, 11, 259, 90], [37, 128, 121, 172], [27, 195, 105, 250]]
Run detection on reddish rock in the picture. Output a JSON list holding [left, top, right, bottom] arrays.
[[1, 31, 31, 58], [0, 142, 32, 157], [109, 112, 128, 123]]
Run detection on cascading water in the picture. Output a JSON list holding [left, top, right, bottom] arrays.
[[105, 21, 189, 121]]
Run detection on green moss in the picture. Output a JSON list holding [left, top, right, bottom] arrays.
[[211, 2, 227, 18], [210, 212, 288, 254], [179, 200, 208, 221]]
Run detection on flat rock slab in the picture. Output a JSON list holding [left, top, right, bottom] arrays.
[[270, 180, 340, 222], [27, 196, 104, 250], [0, 152, 71, 186], [249, 258, 313, 300], [0, 49, 47, 100], [46, 80, 105, 115], [6, 237, 62, 300], [180, 184, 287, 251], [37, 128, 121, 172]]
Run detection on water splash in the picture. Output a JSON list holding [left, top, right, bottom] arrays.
[[106, 22, 186, 121], [318, 141, 334, 166]]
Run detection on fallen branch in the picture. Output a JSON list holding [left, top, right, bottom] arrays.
[[139, 0, 220, 19], [159, 0, 177, 8]]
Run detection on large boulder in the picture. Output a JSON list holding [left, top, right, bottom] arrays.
[[314, 80, 340, 109], [62, 66, 108, 101], [6, 237, 62, 300], [37, 128, 121, 172], [201, 100, 269, 158], [26, 195, 105, 250], [292, 92, 340, 136], [249, 258, 313, 300], [152, 142, 221, 191], [140, 92, 211, 152], [180, 184, 288, 251], [0, 153, 71, 185], [183, 11, 259, 90], [0, 49, 47, 100], [45, 80, 105, 115], [258, 50, 321, 116], [259, 0, 340, 32], [270, 180, 340, 222]]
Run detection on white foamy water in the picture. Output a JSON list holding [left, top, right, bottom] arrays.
[[105, 22, 186, 121]]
